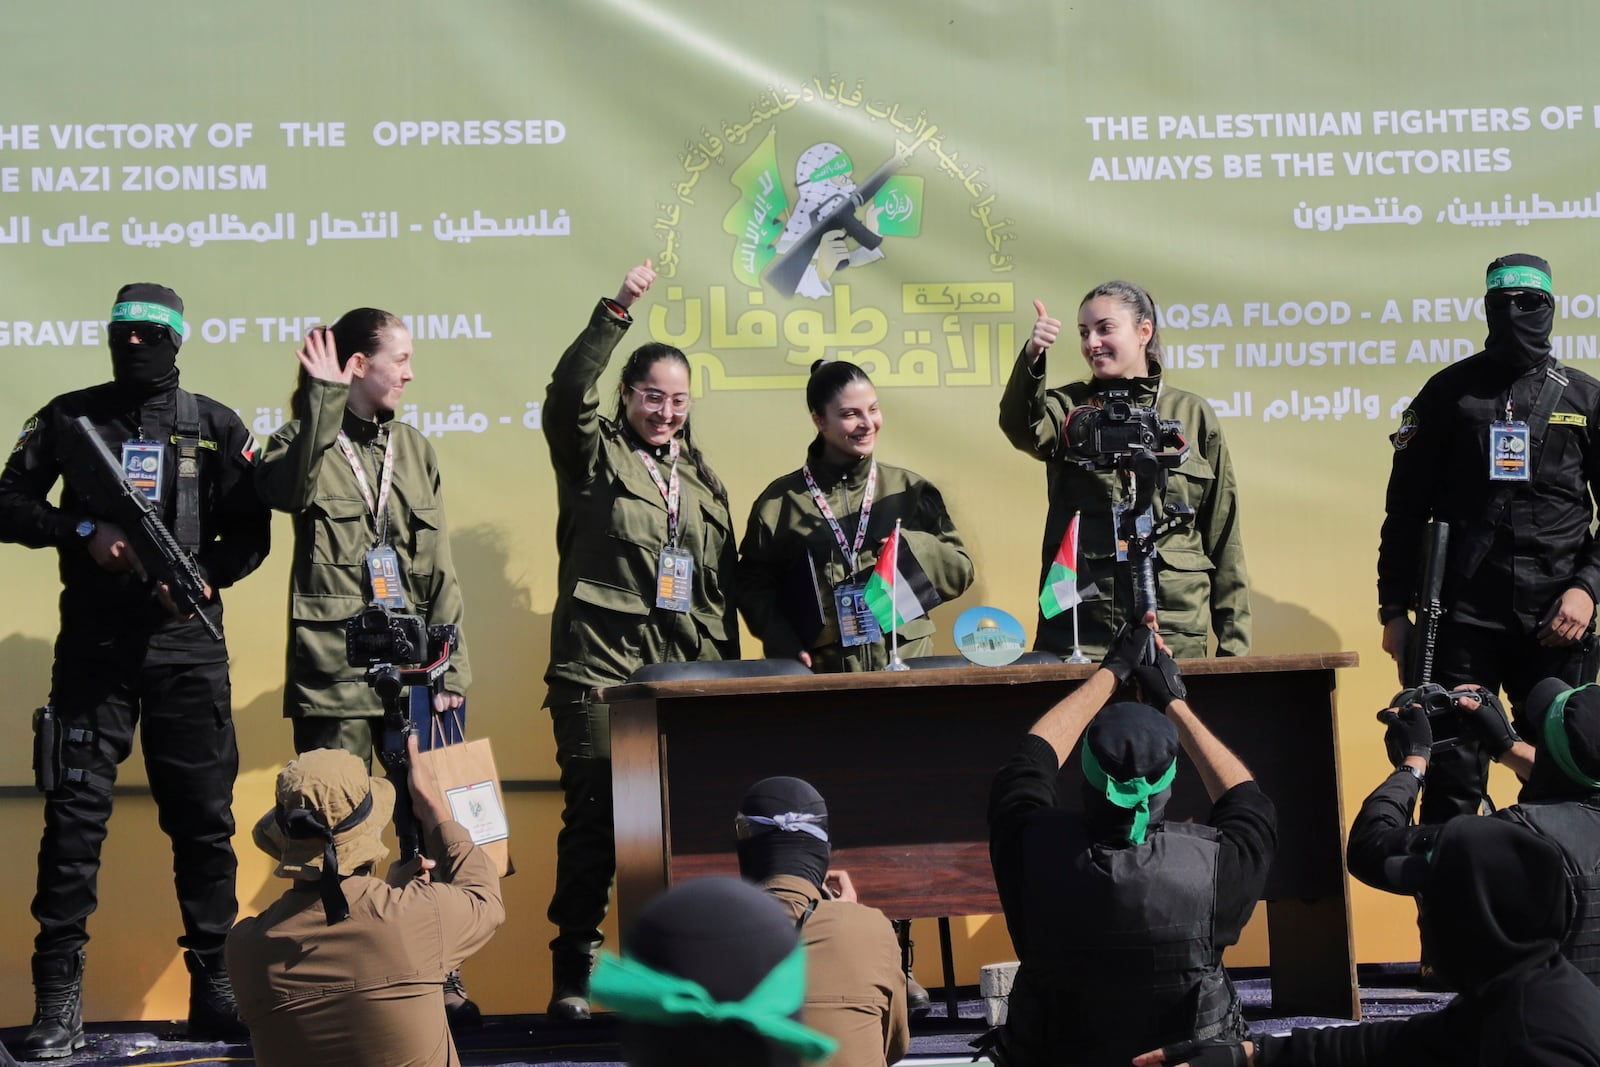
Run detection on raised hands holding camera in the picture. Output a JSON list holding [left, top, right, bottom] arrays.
[[1377, 694, 1433, 767]]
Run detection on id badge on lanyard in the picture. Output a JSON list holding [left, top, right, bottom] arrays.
[[338, 429, 405, 607], [833, 581, 882, 646], [1489, 421, 1531, 482], [365, 545, 406, 609], [121, 439, 164, 502], [637, 441, 693, 613]]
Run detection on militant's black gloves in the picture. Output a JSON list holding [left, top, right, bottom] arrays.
[[1134, 648, 1188, 711], [1148, 1038, 1252, 1067], [1378, 696, 1433, 767], [1455, 686, 1521, 758], [1100, 622, 1151, 684]]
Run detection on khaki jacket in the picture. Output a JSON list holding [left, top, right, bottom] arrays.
[[999, 352, 1250, 657], [763, 874, 911, 1067], [739, 439, 974, 672], [226, 822, 504, 1067], [542, 300, 739, 705], [257, 379, 470, 717]]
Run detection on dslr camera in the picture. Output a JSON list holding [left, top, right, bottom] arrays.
[[1390, 682, 1470, 748], [1065, 389, 1186, 469], [345, 602, 454, 669]]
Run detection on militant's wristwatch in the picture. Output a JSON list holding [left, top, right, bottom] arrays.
[[75, 518, 97, 539]]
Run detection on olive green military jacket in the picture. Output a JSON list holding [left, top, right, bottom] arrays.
[[542, 300, 739, 706], [998, 351, 1250, 658], [257, 378, 470, 718], [739, 438, 975, 672]]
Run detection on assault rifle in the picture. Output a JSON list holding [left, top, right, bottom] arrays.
[[764, 153, 901, 297], [60, 416, 220, 640]]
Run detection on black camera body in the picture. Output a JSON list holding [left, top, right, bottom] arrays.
[[1065, 390, 1186, 469], [346, 602, 453, 669], [1396, 682, 1467, 747]]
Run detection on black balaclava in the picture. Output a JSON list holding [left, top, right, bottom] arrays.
[[1079, 702, 1180, 846], [621, 876, 804, 1067], [108, 282, 184, 398], [1519, 677, 1600, 804], [1416, 815, 1568, 993], [735, 776, 831, 888], [1482, 253, 1554, 373]]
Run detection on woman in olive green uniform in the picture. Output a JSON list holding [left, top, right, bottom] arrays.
[[740, 360, 974, 673], [999, 281, 1250, 659], [541, 260, 738, 1020]]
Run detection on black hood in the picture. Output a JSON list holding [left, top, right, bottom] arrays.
[[109, 282, 184, 400], [1483, 253, 1554, 373], [735, 776, 830, 888]]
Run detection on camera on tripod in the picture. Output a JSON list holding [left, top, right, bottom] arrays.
[[1065, 389, 1186, 469]]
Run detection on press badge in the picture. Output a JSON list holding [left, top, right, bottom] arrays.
[[1488, 421, 1531, 482], [833, 582, 882, 647], [121, 440, 164, 502], [364, 545, 406, 608], [655, 547, 694, 613]]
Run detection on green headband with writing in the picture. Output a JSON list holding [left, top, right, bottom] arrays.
[[1545, 684, 1600, 791], [1486, 265, 1552, 294], [1081, 744, 1178, 845], [110, 300, 185, 335], [807, 151, 854, 184], [590, 943, 838, 1062]]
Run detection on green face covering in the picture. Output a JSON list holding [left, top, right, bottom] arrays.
[[1081, 744, 1177, 844], [589, 942, 838, 1062], [1545, 684, 1600, 791]]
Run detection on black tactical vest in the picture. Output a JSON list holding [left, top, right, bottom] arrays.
[[1505, 800, 1600, 986], [1001, 811, 1245, 1066]]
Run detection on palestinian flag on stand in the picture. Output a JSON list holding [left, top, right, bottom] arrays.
[[1039, 512, 1097, 619], [863, 526, 941, 631]]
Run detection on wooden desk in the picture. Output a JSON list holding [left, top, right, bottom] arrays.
[[600, 652, 1361, 1019]]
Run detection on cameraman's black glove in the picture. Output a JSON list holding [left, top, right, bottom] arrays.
[[1454, 686, 1520, 758], [1378, 697, 1433, 767], [1100, 622, 1150, 684], [1149, 1038, 1251, 1067], [1133, 648, 1188, 711]]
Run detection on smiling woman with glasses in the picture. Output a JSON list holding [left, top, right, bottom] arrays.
[[539, 259, 739, 1023]]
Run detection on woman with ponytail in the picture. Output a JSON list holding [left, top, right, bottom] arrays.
[[1000, 280, 1251, 660], [540, 260, 739, 1021]]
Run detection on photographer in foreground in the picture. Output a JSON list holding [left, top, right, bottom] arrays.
[[1000, 282, 1250, 659], [984, 615, 1275, 1066], [227, 737, 505, 1067], [1346, 679, 1600, 986], [1136, 815, 1600, 1067]]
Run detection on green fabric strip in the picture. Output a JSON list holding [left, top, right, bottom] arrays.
[[1486, 265, 1552, 294], [1081, 744, 1177, 844], [1545, 684, 1600, 790], [590, 942, 838, 1061], [110, 300, 185, 334]]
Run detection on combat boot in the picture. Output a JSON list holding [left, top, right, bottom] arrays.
[[25, 950, 85, 1059], [184, 948, 248, 1041], [894, 919, 932, 1017], [444, 968, 482, 1028], [547, 946, 594, 1022]]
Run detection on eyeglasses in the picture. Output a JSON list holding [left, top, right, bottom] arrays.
[[108, 321, 170, 346], [1488, 291, 1548, 313], [629, 386, 692, 414]]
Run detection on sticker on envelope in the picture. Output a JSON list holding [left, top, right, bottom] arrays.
[[445, 780, 510, 845]]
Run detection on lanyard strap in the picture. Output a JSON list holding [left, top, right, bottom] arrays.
[[803, 460, 877, 572], [335, 429, 396, 544], [635, 438, 682, 547]]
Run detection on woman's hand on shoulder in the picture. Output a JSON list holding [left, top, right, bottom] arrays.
[[615, 259, 656, 310]]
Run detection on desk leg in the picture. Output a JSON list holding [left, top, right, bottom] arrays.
[[612, 697, 665, 938], [938, 916, 959, 1019], [1266, 896, 1359, 1020]]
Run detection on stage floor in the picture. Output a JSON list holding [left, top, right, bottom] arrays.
[[1, 964, 1450, 1066]]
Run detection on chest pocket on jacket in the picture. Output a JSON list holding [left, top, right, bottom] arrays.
[[308, 495, 371, 565], [607, 472, 669, 552], [408, 506, 440, 585], [1168, 454, 1216, 512]]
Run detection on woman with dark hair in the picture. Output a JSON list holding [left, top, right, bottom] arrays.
[[257, 309, 470, 757], [739, 359, 973, 672], [1000, 280, 1250, 660], [541, 260, 739, 1021]]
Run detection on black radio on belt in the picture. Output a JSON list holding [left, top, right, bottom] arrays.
[[33, 705, 60, 793]]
